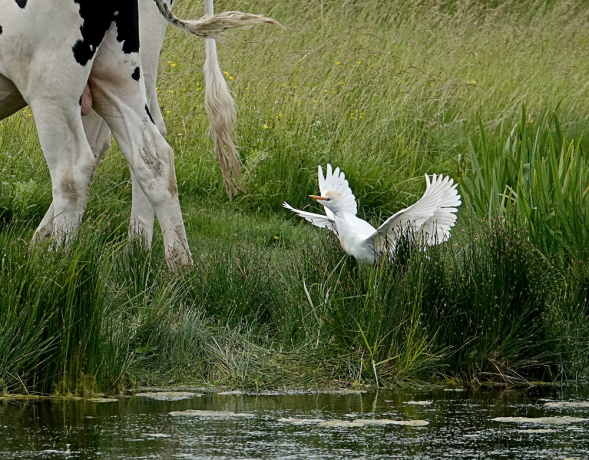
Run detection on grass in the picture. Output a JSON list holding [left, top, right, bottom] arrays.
[[1, 0, 589, 393]]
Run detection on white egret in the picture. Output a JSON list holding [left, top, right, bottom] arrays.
[[283, 165, 461, 263]]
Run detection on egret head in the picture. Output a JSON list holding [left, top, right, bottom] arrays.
[[310, 191, 345, 214]]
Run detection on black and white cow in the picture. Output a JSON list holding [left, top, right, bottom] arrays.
[[0, 0, 278, 267]]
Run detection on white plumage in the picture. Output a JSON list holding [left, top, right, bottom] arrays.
[[283, 164, 461, 264]]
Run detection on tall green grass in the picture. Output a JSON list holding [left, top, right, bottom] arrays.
[[462, 108, 589, 262], [0, 224, 130, 394], [2, 217, 584, 392], [1, 0, 589, 393]]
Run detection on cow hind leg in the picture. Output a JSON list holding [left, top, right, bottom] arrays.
[[32, 110, 112, 246], [97, 100, 191, 267], [81, 110, 157, 252], [89, 82, 191, 268], [33, 107, 157, 251], [28, 99, 97, 245]]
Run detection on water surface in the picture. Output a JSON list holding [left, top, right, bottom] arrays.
[[1, 386, 588, 459]]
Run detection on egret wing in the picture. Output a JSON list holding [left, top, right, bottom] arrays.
[[318, 164, 358, 219], [283, 202, 337, 233], [373, 174, 461, 250]]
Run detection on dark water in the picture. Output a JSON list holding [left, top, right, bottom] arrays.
[[1, 386, 588, 459]]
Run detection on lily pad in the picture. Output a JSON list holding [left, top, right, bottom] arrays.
[[545, 401, 589, 409], [135, 392, 202, 401], [356, 419, 429, 427], [317, 418, 429, 428], [142, 433, 171, 438], [277, 418, 325, 425], [492, 416, 587, 425], [319, 420, 367, 427], [406, 401, 433, 406], [516, 429, 555, 433], [169, 410, 255, 418]]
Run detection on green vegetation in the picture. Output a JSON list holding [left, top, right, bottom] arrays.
[[1, 0, 588, 394]]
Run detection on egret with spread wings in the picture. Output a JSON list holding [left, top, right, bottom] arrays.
[[283, 165, 461, 263]]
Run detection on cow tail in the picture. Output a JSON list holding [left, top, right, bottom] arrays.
[[153, 0, 282, 39], [153, 0, 282, 197], [203, 0, 240, 197]]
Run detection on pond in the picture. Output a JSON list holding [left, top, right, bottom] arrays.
[[1, 385, 588, 459]]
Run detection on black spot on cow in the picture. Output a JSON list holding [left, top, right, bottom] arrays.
[[72, 0, 140, 67], [114, 0, 140, 54], [15, 0, 27, 8], [145, 104, 155, 124], [132, 67, 140, 81], [0, 25, 3, 35], [79, 95, 83, 106], [72, 1, 114, 66]]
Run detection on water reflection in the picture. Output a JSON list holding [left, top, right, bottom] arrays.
[[0, 386, 588, 459]]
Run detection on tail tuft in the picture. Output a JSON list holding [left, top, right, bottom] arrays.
[[155, 0, 283, 39]]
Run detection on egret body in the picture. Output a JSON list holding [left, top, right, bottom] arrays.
[[284, 165, 461, 263]]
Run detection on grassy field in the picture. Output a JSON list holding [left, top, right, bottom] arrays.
[[1, 0, 589, 394]]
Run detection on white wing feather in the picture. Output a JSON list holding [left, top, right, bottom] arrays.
[[371, 174, 461, 251], [283, 202, 336, 233], [318, 164, 358, 219]]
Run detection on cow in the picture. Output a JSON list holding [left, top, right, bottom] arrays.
[[0, 0, 279, 267]]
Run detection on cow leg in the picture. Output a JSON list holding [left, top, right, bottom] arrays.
[[123, 0, 174, 249], [90, 43, 191, 268], [32, 110, 111, 245], [27, 97, 97, 243], [92, 88, 191, 267]]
